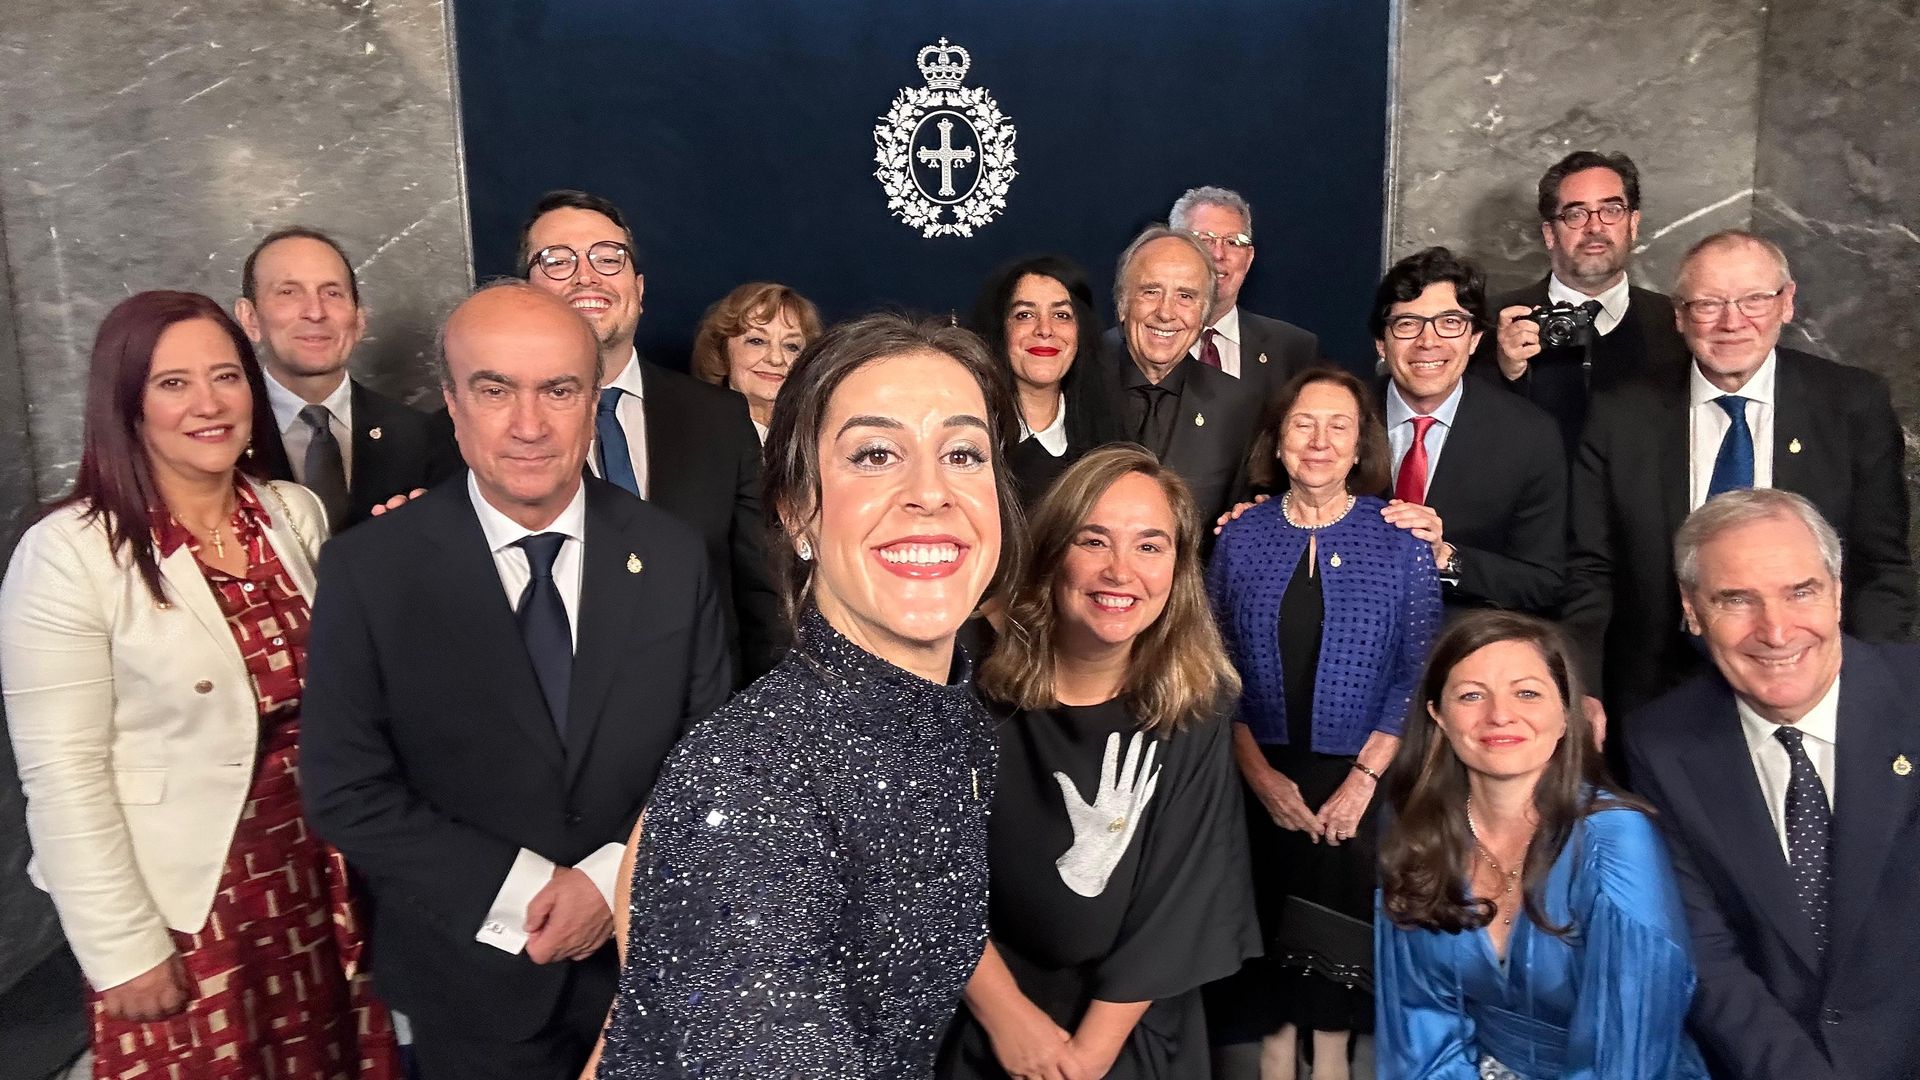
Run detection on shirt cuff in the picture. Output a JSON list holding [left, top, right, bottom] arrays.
[[574, 842, 624, 914], [475, 847, 555, 954]]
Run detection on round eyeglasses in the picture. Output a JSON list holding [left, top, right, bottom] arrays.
[[1385, 312, 1474, 339], [1552, 203, 1631, 229], [527, 241, 633, 281]]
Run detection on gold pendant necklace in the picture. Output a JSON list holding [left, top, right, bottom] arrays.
[[1466, 796, 1528, 927], [207, 525, 225, 558]]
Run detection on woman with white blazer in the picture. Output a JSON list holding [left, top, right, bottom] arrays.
[[0, 291, 398, 1078]]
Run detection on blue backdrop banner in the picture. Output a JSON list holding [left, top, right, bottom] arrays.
[[452, 0, 1391, 370]]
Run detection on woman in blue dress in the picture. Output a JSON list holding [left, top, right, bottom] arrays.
[[1375, 610, 1710, 1080]]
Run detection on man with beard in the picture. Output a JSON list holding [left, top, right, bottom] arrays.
[[519, 190, 783, 684], [1470, 152, 1691, 451]]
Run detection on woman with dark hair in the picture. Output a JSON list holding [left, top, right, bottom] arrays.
[[0, 291, 397, 1078], [689, 281, 823, 443], [1207, 366, 1441, 1079], [970, 254, 1127, 507], [938, 444, 1258, 1080], [1376, 611, 1708, 1080], [590, 313, 1026, 1078]]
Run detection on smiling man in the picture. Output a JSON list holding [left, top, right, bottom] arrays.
[[234, 226, 459, 531], [1627, 489, 1920, 1080], [1167, 186, 1318, 401]]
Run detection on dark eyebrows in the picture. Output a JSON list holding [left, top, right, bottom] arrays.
[[466, 369, 515, 388], [945, 414, 988, 432], [835, 414, 906, 439]]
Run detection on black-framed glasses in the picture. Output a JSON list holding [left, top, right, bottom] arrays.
[[1189, 230, 1254, 250], [1552, 202, 1631, 228], [1678, 289, 1787, 323], [1385, 311, 1474, 339], [527, 242, 632, 281]]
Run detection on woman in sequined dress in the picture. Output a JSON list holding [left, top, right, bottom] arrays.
[[0, 291, 398, 1079], [588, 313, 1027, 1078], [1375, 611, 1709, 1080]]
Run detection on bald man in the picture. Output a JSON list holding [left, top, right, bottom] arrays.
[[301, 283, 730, 1080]]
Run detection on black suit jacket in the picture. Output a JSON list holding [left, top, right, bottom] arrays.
[[260, 379, 461, 531], [1626, 639, 1920, 1080], [1375, 376, 1567, 616], [631, 361, 785, 684], [1565, 347, 1915, 720], [300, 476, 731, 1038], [1101, 347, 1265, 532], [1232, 308, 1319, 406]]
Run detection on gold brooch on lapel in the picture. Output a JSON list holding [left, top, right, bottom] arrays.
[[1194, 413, 1206, 427], [1788, 438, 1802, 454], [626, 553, 643, 574], [1895, 754, 1912, 777], [369, 426, 383, 441], [1329, 553, 1342, 569], [1258, 352, 1270, 365]]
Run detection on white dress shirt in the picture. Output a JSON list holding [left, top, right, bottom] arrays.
[[1190, 304, 1244, 378], [265, 371, 354, 484], [467, 474, 623, 953], [1737, 675, 1840, 860], [1547, 272, 1632, 337], [589, 348, 650, 498], [1688, 350, 1778, 510], [1018, 392, 1069, 457], [1385, 377, 1466, 493]]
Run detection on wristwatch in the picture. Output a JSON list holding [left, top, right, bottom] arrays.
[[1439, 547, 1463, 586]]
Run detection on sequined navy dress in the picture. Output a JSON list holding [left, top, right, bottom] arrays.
[[597, 606, 996, 1079]]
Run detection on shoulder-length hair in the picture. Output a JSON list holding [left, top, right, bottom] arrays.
[[979, 444, 1239, 733], [1379, 610, 1645, 935], [51, 290, 292, 605], [1247, 366, 1390, 494], [968, 254, 1125, 447], [689, 282, 824, 386], [761, 312, 1027, 626]]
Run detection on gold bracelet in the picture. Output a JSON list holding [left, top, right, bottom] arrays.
[[1350, 760, 1382, 781]]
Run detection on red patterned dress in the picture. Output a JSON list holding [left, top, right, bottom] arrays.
[[88, 484, 400, 1080]]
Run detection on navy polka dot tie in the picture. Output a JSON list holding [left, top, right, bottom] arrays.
[[1774, 726, 1831, 956]]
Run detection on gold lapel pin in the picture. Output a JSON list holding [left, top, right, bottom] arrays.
[[1329, 553, 1342, 569], [369, 426, 383, 441], [626, 553, 643, 574], [1788, 438, 1802, 454], [1258, 352, 1270, 365], [1895, 754, 1912, 777], [1194, 413, 1206, 427]]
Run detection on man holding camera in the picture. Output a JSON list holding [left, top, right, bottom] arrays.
[[1471, 151, 1691, 451]]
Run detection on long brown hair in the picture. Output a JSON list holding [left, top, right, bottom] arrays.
[[1379, 610, 1643, 934], [979, 444, 1239, 733], [51, 291, 291, 604]]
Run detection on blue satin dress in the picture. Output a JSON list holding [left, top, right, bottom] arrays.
[[1375, 806, 1712, 1080]]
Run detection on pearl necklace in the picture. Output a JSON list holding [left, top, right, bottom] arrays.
[[1466, 796, 1530, 927], [1280, 491, 1356, 531]]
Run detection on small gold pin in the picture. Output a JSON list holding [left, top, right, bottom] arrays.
[[1788, 437, 1802, 454], [626, 553, 643, 574], [1258, 352, 1270, 365], [368, 426, 383, 441], [1194, 413, 1206, 427], [1329, 553, 1342, 568], [1895, 754, 1912, 777]]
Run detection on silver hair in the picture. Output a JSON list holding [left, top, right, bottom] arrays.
[[1112, 225, 1219, 323], [1168, 185, 1254, 239], [1673, 488, 1843, 591], [1673, 229, 1793, 296], [434, 277, 604, 390]]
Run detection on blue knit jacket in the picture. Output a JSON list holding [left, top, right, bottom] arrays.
[[1207, 495, 1442, 753]]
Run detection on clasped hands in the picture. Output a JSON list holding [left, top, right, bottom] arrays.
[[1245, 757, 1374, 847], [986, 1002, 1120, 1080], [525, 865, 613, 964]]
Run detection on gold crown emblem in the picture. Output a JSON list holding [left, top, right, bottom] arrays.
[[917, 38, 971, 89]]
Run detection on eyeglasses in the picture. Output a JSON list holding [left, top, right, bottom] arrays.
[[527, 242, 633, 281], [1678, 289, 1787, 323], [1189, 230, 1254, 250], [1552, 202, 1631, 228], [1385, 311, 1474, 339]]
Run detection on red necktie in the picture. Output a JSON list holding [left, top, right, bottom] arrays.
[[1197, 327, 1221, 368], [1395, 415, 1437, 503]]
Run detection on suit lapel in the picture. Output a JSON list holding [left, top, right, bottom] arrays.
[[1163, 361, 1221, 469], [1770, 352, 1811, 495], [636, 363, 683, 509], [157, 546, 250, 680], [1828, 641, 1916, 958], [1657, 385, 1690, 546], [1422, 379, 1485, 507], [561, 483, 653, 787]]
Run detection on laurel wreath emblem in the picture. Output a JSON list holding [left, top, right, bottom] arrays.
[[873, 85, 1019, 238]]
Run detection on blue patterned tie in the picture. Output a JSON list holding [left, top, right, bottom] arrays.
[[1708, 394, 1754, 498], [1773, 726, 1831, 958], [515, 532, 572, 739], [595, 387, 640, 496]]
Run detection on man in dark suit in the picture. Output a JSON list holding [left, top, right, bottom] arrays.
[[519, 189, 783, 683], [302, 283, 732, 1080], [1168, 185, 1319, 400], [1627, 490, 1920, 1080], [1469, 151, 1691, 452], [234, 226, 460, 531], [1565, 230, 1913, 738], [1369, 247, 1567, 617], [1108, 225, 1265, 531]]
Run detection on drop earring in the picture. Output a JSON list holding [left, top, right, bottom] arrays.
[[797, 538, 813, 561]]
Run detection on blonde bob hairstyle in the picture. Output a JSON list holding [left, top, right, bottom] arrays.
[[690, 282, 824, 386], [980, 444, 1240, 733]]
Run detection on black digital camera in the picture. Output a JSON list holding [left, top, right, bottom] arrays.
[[1522, 301, 1596, 350]]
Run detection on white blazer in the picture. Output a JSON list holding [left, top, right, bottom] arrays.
[[0, 478, 328, 990]]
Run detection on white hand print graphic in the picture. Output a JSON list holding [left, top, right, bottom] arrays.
[[1053, 730, 1161, 898]]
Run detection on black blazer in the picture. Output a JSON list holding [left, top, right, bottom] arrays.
[[1234, 308, 1320, 406], [1374, 375, 1567, 616], [633, 361, 785, 684], [1098, 345, 1265, 532], [259, 379, 461, 531], [1626, 639, 1920, 1080], [1564, 347, 1914, 720], [300, 476, 731, 1039]]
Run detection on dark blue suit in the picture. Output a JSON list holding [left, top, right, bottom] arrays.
[[1625, 639, 1920, 1080]]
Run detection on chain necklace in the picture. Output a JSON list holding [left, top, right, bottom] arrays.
[[1280, 491, 1357, 531], [1465, 796, 1529, 928]]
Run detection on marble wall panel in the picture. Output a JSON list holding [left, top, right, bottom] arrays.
[[0, 0, 474, 500]]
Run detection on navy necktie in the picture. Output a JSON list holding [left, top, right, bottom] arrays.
[[1774, 726, 1831, 958], [298, 404, 349, 531], [595, 387, 640, 496], [1708, 394, 1754, 498], [515, 532, 572, 739]]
